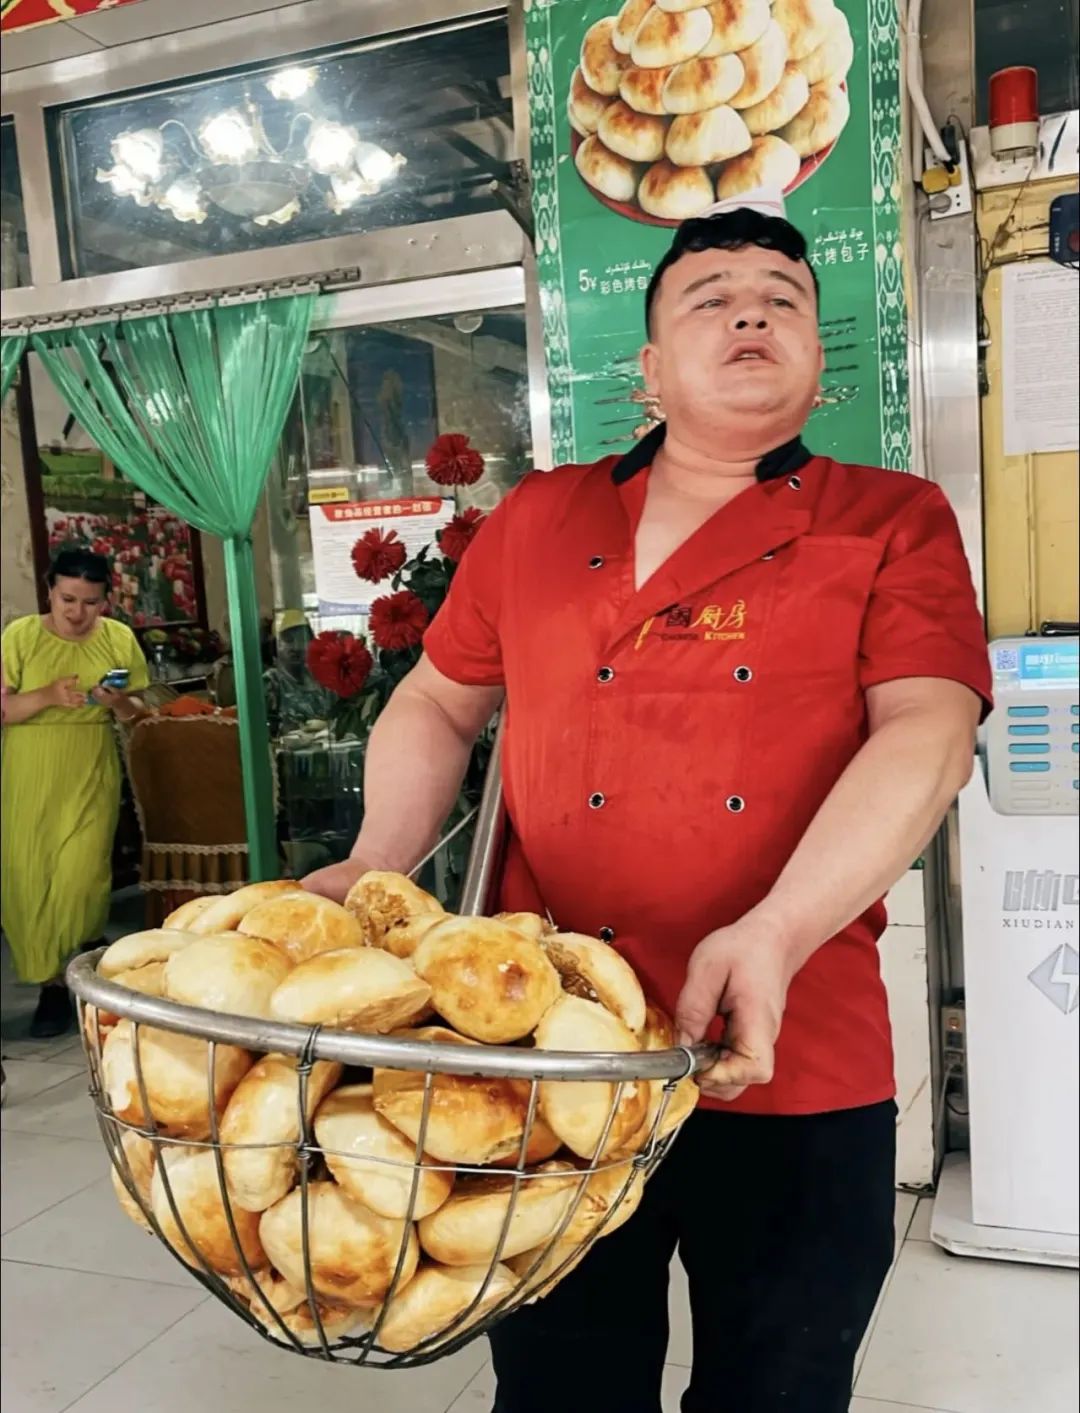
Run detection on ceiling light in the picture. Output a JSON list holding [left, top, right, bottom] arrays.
[[111, 129, 164, 182], [355, 140, 406, 185], [266, 67, 315, 101], [158, 175, 207, 224], [198, 110, 258, 164], [305, 121, 358, 176]]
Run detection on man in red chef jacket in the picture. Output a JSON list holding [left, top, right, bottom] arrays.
[[307, 191, 991, 1412]]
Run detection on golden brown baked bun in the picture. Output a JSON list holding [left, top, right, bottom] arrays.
[[508, 1240, 588, 1301], [581, 16, 631, 95], [575, 134, 642, 203], [612, 0, 653, 55], [83, 961, 167, 1044], [259, 1181, 418, 1309], [109, 1129, 157, 1232], [162, 896, 217, 931], [411, 917, 561, 1045], [151, 1144, 265, 1275], [699, 0, 771, 57], [231, 1274, 372, 1347], [185, 880, 303, 935], [486, 1112, 563, 1169], [541, 932, 648, 1035], [740, 62, 810, 135], [268, 947, 431, 1033], [778, 79, 849, 156], [239, 892, 363, 964], [220, 1054, 342, 1212], [377, 1261, 517, 1353], [561, 1160, 645, 1244], [772, 0, 837, 62], [716, 134, 801, 199], [568, 66, 615, 137], [372, 1026, 534, 1167], [536, 998, 650, 1160], [163, 932, 293, 1019], [102, 1019, 251, 1138], [98, 929, 200, 978], [638, 160, 715, 219], [597, 99, 670, 162], [417, 1163, 577, 1266], [796, 6, 852, 85], [655, 0, 711, 9], [619, 63, 676, 115], [313, 1083, 454, 1221], [729, 19, 788, 108], [632, 5, 714, 69], [344, 871, 446, 949], [617, 1003, 700, 1153], [662, 53, 745, 112], [666, 105, 751, 165], [493, 912, 553, 942]]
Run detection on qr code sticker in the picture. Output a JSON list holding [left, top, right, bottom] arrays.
[[995, 648, 1019, 671]]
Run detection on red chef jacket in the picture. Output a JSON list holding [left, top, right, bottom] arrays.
[[424, 432, 992, 1116]]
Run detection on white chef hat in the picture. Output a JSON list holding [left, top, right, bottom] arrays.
[[697, 186, 787, 221]]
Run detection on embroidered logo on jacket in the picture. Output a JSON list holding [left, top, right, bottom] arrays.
[[636, 600, 748, 650]]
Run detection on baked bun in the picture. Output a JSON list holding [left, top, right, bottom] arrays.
[[581, 16, 631, 95], [98, 929, 199, 978], [638, 160, 714, 219], [163, 933, 293, 1019], [344, 871, 446, 950], [494, 912, 552, 942], [631, 6, 713, 69], [655, 0, 711, 10], [535, 997, 649, 1159], [313, 1083, 454, 1221], [568, 66, 615, 136], [772, 0, 837, 62], [728, 19, 788, 108], [612, 0, 653, 55], [377, 1261, 517, 1354], [666, 105, 751, 165], [486, 1112, 563, 1169], [268, 947, 431, 1033], [700, 0, 771, 57], [778, 80, 850, 156], [662, 53, 745, 112], [239, 892, 363, 964], [102, 1019, 251, 1138], [259, 1181, 418, 1309], [740, 62, 810, 135], [417, 1163, 577, 1266], [716, 134, 801, 199], [575, 134, 641, 202], [184, 881, 303, 935], [561, 1160, 645, 1243], [151, 1144, 265, 1276], [412, 918, 561, 1044], [619, 64, 675, 115], [508, 1241, 588, 1301], [598, 99, 669, 162], [541, 932, 648, 1035], [162, 896, 217, 930], [109, 1129, 156, 1232], [238, 1276, 371, 1347], [220, 1054, 342, 1212], [372, 1026, 534, 1166], [84, 961, 166, 1043], [619, 1003, 700, 1153], [795, 6, 853, 86]]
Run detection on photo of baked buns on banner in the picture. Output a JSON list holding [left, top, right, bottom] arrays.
[[570, 0, 854, 225]]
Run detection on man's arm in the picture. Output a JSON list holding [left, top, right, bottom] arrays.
[[303, 654, 503, 901], [676, 677, 981, 1099]]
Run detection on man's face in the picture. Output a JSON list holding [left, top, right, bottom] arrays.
[[642, 243, 823, 443]]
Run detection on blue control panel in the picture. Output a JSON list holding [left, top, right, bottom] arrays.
[[987, 638, 1079, 815]]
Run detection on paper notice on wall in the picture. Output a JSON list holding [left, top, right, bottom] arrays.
[[1001, 261, 1080, 457], [309, 497, 454, 616]]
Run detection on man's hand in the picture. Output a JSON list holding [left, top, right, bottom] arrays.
[[46, 676, 85, 710], [302, 856, 368, 904], [675, 913, 795, 1102]]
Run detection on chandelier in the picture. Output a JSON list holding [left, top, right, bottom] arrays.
[[95, 66, 406, 228]]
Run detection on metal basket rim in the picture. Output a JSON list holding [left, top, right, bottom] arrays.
[[67, 951, 718, 1082]]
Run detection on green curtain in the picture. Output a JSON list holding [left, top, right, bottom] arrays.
[[33, 296, 314, 880], [1, 333, 27, 401]]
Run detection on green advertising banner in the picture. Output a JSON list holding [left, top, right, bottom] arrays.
[[525, 0, 909, 471]]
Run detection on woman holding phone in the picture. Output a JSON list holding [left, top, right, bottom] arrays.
[[1, 549, 149, 1037]]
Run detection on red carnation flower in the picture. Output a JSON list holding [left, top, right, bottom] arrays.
[[351, 527, 408, 584], [369, 591, 430, 652], [305, 631, 374, 698], [425, 432, 485, 487], [439, 507, 487, 562]]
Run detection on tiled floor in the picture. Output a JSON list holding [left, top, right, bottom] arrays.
[[3, 922, 1077, 1413]]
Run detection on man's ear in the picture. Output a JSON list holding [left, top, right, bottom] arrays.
[[641, 342, 661, 397]]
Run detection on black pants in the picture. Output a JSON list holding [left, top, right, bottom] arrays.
[[489, 1102, 896, 1413]]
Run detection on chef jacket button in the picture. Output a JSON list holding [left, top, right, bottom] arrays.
[[597, 666, 615, 684], [588, 792, 607, 810], [788, 474, 802, 490], [733, 666, 753, 683], [588, 555, 605, 570], [598, 926, 616, 943], [725, 795, 746, 814]]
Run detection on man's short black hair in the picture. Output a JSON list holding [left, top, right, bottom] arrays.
[[644, 208, 819, 336]]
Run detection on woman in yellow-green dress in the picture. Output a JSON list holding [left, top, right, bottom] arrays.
[[1, 549, 149, 1037]]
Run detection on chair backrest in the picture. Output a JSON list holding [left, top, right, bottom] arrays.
[[127, 715, 247, 849]]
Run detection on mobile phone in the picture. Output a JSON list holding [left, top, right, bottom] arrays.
[[99, 668, 130, 691]]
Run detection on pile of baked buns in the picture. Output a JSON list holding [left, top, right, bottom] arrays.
[[571, 0, 853, 221], [89, 873, 698, 1353]]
